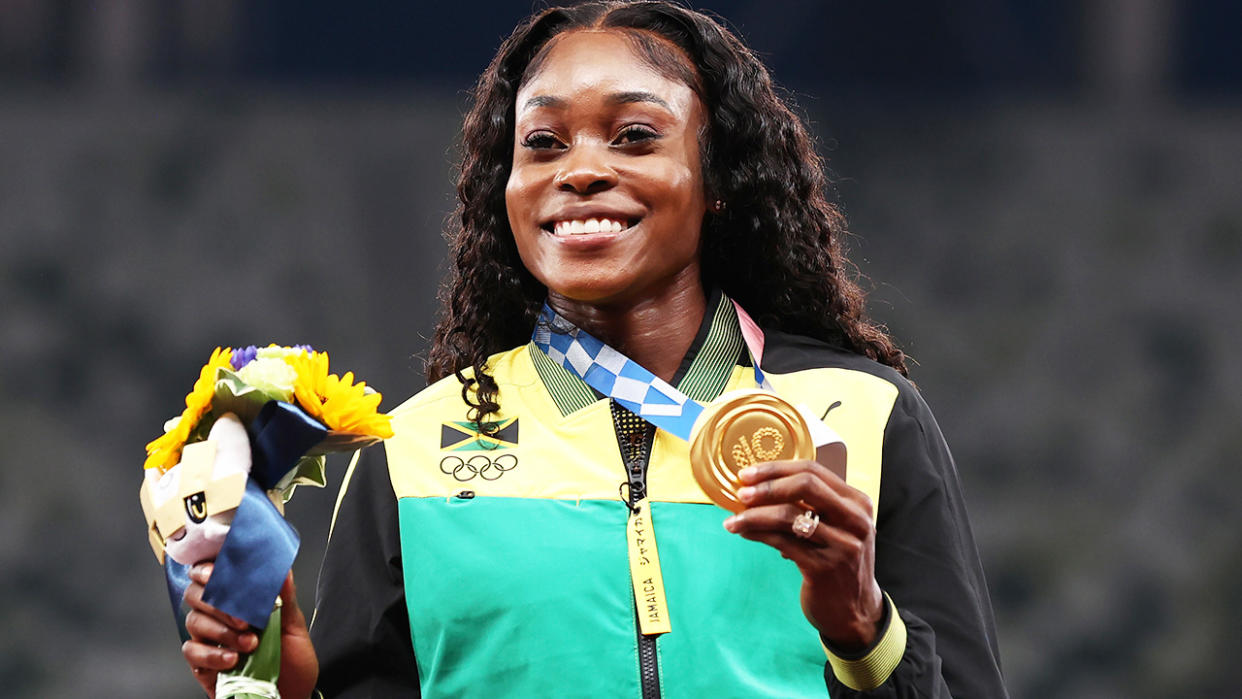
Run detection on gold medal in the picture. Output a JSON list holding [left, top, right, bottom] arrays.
[[689, 389, 815, 512]]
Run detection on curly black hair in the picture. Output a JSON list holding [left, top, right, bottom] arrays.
[[427, 0, 908, 431]]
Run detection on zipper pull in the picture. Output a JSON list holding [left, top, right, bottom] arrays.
[[627, 458, 646, 504], [627, 496, 671, 636]]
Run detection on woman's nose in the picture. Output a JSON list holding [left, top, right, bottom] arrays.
[[553, 144, 618, 194]]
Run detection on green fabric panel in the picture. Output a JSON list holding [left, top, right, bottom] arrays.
[[397, 496, 640, 698], [650, 501, 830, 697], [397, 496, 829, 697]]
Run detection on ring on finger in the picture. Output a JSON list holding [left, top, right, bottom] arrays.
[[791, 509, 820, 539]]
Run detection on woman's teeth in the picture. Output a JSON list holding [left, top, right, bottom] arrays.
[[553, 218, 627, 235]]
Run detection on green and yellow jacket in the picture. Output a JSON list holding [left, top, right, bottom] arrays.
[[310, 292, 1006, 697]]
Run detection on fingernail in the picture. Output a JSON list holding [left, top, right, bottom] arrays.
[[737, 486, 755, 501], [738, 467, 755, 479], [190, 563, 213, 583], [221, 650, 237, 665], [723, 516, 738, 532]]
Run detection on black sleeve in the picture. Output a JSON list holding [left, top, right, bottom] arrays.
[[825, 386, 1008, 698], [310, 447, 421, 697]]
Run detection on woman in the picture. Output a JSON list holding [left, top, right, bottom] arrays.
[[182, 2, 1006, 696]]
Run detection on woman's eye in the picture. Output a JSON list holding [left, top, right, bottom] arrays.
[[614, 125, 659, 145], [521, 132, 563, 149]]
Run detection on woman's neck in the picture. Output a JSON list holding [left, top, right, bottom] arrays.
[[547, 278, 707, 385]]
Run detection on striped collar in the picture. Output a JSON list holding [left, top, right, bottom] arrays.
[[528, 290, 745, 418]]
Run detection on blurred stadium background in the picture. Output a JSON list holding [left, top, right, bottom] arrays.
[[2, 1, 1240, 696]]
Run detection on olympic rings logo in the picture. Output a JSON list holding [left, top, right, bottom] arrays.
[[440, 453, 519, 482]]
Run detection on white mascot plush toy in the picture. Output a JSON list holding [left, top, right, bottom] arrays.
[[140, 412, 253, 565]]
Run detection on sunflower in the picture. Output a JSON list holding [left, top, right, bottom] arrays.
[[290, 351, 394, 438], [144, 346, 233, 472], [143, 417, 191, 472]]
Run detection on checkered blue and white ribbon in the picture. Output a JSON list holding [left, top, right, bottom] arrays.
[[533, 304, 705, 441], [532, 301, 841, 449]]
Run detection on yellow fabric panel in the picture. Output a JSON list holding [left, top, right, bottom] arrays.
[[386, 346, 628, 501], [647, 365, 899, 508], [386, 346, 900, 510], [766, 368, 898, 510]]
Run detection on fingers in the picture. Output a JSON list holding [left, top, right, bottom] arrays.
[[185, 607, 259, 654], [734, 461, 874, 538], [738, 459, 864, 508], [183, 638, 241, 672], [187, 663, 216, 699], [725, 502, 867, 553], [182, 561, 258, 691], [182, 638, 227, 699], [185, 563, 251, 632]]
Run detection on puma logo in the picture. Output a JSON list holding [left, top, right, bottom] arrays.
[[820, 401, 842, 420]]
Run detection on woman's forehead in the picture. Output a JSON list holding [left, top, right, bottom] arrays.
[[516, 30, 699, 115]]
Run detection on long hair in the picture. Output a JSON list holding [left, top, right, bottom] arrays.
[[427, 1, 908, 430]]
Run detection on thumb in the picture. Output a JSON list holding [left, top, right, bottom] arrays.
[[279, 572, 309, 633]]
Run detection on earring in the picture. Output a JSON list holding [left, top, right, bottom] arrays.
[[712, 200, 726, 213]]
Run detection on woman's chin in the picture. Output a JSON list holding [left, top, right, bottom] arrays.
[[542, 272, 637, 306]]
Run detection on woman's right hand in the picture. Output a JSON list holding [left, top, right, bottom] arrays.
[[182, 563, 319, 699]]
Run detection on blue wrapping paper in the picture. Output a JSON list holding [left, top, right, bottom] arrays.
[[249, 401, 327, 490], [201, 479, 300, 629], [163, 557, 193, 642]]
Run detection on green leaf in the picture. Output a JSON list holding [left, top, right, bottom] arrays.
[[215, 606, 282, 699], [212, 369, 284, 427], [274, 454, 327, 503]]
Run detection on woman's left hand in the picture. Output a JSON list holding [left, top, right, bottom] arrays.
[[723, 459, 885, 652]]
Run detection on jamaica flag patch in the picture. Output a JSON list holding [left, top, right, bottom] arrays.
[[440, 417, 519, 451]]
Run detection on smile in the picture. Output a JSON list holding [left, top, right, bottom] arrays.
[[548, 217, 634, 236]]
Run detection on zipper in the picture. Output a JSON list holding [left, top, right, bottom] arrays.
[[611, 401, 661, 699]]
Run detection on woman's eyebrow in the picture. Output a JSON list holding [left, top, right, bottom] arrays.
[[609, 91, 669, 108], [611, 91, 670, 108], [522, 95, 565, 110], [520, 91, 671, 112]]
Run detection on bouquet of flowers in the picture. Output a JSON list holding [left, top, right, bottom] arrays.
[[139, 345, 393, 699]]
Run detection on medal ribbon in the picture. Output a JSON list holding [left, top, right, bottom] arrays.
[[531, 300, 834, 445], [533, 304, 703, 441]]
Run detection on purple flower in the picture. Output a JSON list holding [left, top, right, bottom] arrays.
[[230, 345, 260, 370], [230, 344, 315, 371]]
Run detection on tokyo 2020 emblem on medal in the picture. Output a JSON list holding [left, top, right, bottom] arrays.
[[689, 389, 815, 513]]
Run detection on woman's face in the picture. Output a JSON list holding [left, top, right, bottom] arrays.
[[506, 30, 708, 307]]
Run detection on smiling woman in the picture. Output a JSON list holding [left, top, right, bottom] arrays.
[[179, 2, 1007, 697]]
